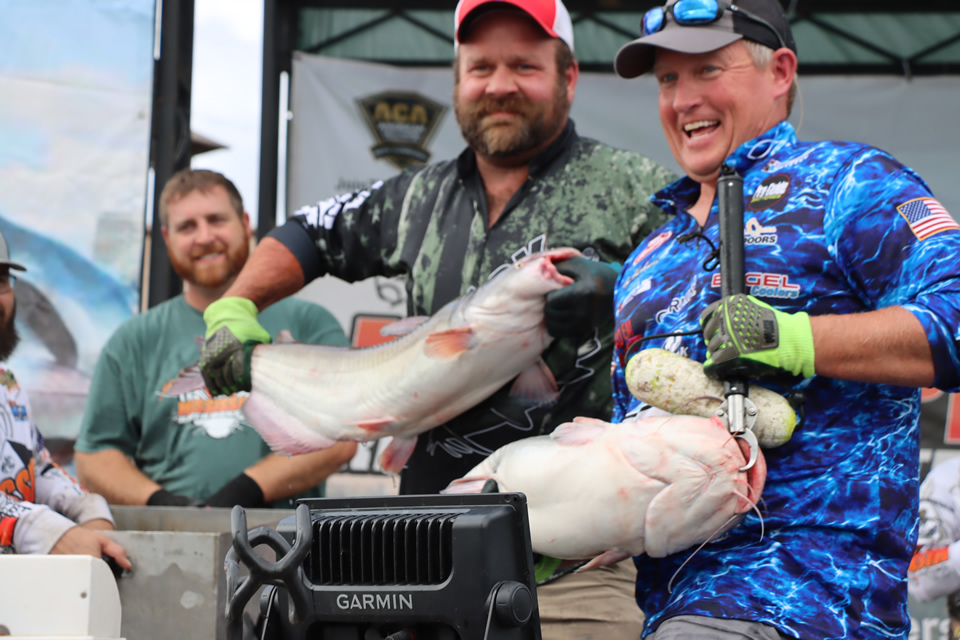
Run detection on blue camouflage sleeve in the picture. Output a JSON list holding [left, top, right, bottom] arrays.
[[827, 148, 960, 391]]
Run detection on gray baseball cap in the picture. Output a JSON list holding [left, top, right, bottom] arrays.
[[615, 0, 796, 79], [0, 230, 26, 272]]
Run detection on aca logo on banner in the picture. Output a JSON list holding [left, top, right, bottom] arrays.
[[356, 91, 448, 170]]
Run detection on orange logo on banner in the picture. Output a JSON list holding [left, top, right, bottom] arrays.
[[351, 315, 402, 348]]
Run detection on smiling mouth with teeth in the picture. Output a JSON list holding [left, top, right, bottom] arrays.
[[683, 120, 720, 138]]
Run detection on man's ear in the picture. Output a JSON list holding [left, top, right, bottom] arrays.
[[242, 211, 252, 241], [565, 57, 579, 105], [770, 48, 797, 102]]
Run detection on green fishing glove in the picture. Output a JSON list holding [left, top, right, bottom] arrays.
[[544, 258, 620, 338], [700, 293, 815, 381], [199, 297, 271, 396]]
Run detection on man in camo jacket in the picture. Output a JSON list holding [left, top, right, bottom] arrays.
[[199, 0, 675, 636]]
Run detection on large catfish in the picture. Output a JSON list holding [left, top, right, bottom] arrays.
[[164, 248, 583, 473], [444, 414, 766, 568]]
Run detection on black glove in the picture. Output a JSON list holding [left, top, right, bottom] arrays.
[[543, 258, 620, 338], [146, 489, 202, 507], [201, 473, 266, 509]]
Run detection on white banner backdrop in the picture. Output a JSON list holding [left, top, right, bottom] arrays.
[[0, 0, 155, 439], [289, 53, 960, 337]]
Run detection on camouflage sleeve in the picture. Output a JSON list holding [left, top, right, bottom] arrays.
[[620, 151, 677, 248], [269, 170, 420, 284]]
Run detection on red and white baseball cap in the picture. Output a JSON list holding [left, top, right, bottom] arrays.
[[454, 0, 574, 52]]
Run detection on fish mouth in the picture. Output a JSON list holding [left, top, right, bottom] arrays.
[[542, 248, 584, 286]]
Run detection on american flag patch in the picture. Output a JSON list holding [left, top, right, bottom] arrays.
[[897, 197, 959, 241]]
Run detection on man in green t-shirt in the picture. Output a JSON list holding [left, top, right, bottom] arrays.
[[74, 169, 356, 509]]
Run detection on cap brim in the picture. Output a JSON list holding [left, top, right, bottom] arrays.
[[615, 28, 743, 79], [0, 261, 26, 272]]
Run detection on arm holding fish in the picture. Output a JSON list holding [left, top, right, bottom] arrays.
[[201, 299, 356, 507], [700, 298, 935, 387], [201, 176, 408, 395], [701, 160, 960, 392]]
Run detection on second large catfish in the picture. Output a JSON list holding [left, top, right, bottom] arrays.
[[166, 248, 582, 472]]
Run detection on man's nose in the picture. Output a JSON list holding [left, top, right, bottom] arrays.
[[672, 77, 702, 113], [485, 65, 518, 96], [194, 220, 216, 245]]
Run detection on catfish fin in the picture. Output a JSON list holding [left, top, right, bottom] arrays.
[[275, 330, 299, 344], [577, 549, 632, 572], [379, 436, 418, 474], [350, 417, 398, 433], [423, 326, 474, 359], [242, 392, 338, 456], [550, 418, 610, 446], [381, 316, 430, 337], [509, 359, 559, 405], [440, 476, 492, 495], [158, 365, 205, 398]]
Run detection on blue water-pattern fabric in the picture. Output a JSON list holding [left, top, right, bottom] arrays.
[[612, 121, 960, 639]]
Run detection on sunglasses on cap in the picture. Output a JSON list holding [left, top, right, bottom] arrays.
[[642, 0, 787, 50]]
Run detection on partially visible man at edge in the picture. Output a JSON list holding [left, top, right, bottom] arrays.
[[611, 0, 960, 638], [0, 229, 130, 569], [74, 169, 356, 509], [195, 0, 676, 636]]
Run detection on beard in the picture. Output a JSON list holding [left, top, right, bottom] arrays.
[[455, 77, 570, 159], [168, 240, 249, 290], [0, 303, 20, 363]]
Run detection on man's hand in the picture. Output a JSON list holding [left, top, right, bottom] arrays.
[[700, 293, 815, 380], [201, 473, 265, 509], [200, 297, 271, 396], [543, 258, 620, 338], [51, 526, 133, 571]]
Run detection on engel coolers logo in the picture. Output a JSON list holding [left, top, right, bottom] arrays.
[[711, 272, 800, 299], [749, 173, 790, 211], [357, 91, 448, 170], [336, 593, 414, 611]]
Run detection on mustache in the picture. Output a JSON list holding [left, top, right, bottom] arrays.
[[469, 95, 535, 119], [189, 242, 228, 260]]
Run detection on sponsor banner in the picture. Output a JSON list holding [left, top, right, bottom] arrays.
[[0, 1, 153, 438]]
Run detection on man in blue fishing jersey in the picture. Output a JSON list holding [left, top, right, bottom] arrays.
[[611, 0, 960, 638]]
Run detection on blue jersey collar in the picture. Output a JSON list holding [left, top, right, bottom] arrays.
[[653, 120, 798, 214]]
